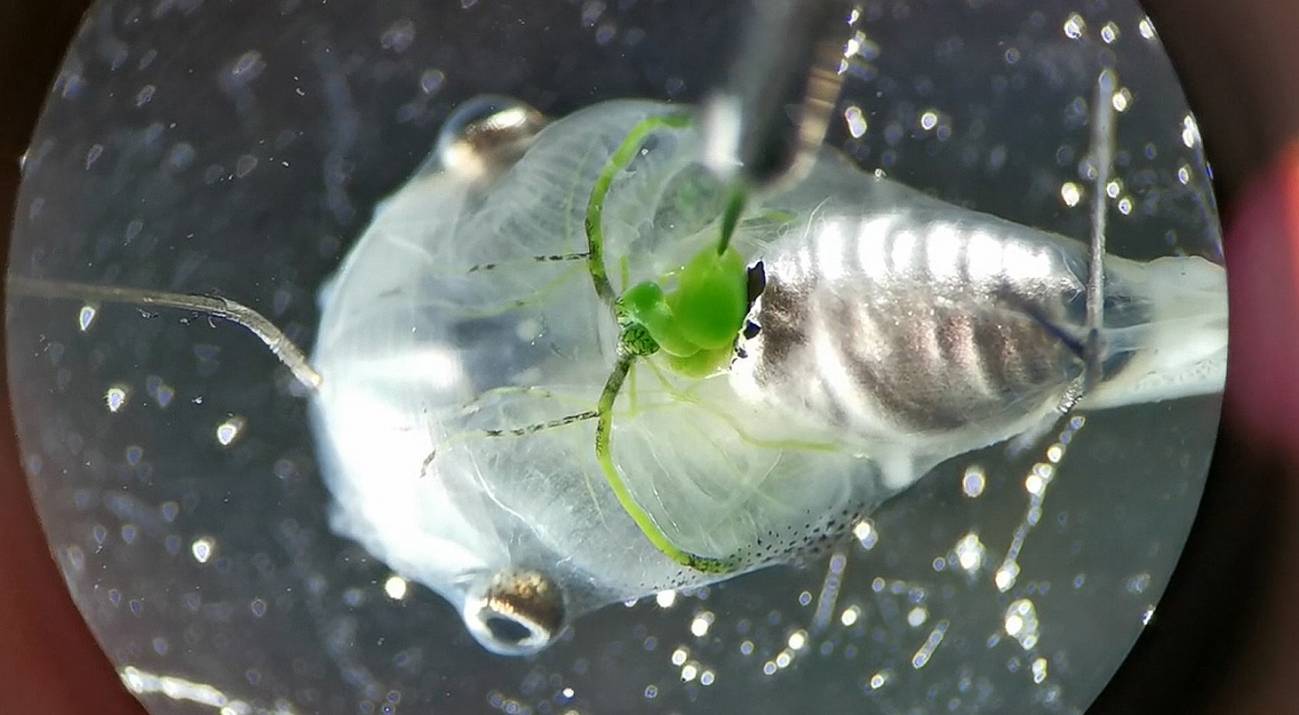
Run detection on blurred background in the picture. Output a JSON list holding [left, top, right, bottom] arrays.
[[1, 1, 1296, 713]]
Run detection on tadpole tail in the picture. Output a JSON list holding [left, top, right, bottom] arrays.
[[7, 274, 324, 391]]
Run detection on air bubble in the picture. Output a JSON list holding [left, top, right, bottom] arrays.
[[105, 385, 129, 412], [191, 537, 214, 564], [216, 416, 246, 446]]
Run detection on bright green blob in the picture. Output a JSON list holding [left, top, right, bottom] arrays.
[[668, 247, 748, 350], [619, 281, 698, 357]]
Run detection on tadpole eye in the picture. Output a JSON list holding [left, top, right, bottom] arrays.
[[743, 320, 762, 339], [746, 260, 767, 308], [462, 569, 565, 656]]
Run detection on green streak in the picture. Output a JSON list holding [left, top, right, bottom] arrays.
[[585, 113, 691, 306], [717, 183, 748, 256], [440, 264, 585, 320], [641, 359, 842, 454], [594, 354, 737, 574], [583, 111, 747, 574]]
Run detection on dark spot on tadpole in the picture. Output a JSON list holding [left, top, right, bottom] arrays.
[[746, 260, 767, 308], [743, 320, 761, 339], [484, 615, 533, 644]]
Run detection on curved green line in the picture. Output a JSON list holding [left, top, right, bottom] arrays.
[[585, 113, 692, 306], [583, 112, 747, 574], [594, 354, 738, 574], [638, 359, 842, 453]]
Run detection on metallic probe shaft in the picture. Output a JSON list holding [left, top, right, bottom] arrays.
[[701, 0, 854, 191]]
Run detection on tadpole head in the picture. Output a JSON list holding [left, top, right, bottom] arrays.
[[462, 568, 565, 656]]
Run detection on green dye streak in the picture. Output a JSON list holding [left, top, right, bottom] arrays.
[[717, 183, 748, 256], [594, 354, 738, 574], [584, 113, 692, 306], [582, 111, 747, 573]]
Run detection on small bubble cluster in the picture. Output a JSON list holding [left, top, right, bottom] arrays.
[[1004, 599, 1041, 650]]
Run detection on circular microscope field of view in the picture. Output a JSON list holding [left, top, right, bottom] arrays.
[[7, 1, 1223, 713]]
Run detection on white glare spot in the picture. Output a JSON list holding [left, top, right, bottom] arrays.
[[995, 561, 1020, 592], [1025, 474, 1045, 497], [1100, 22, 1119, 44], [105, 385, 129, 413], [656, 590, 677, 608], [907, 607, 928, 628], [1063, 13, 1086, 39], [919, 110, 939, 131], [384, 575, 408, 600], [853, 519, 878, 549], [690, 611, 714, 637], [1138, 17, 1156, 40], [1111, 87, 1132, 113], [671, 647, 688, 666], [1060, 182, 1082, 207], [1004, 599, 1040, 650], [680, 663, 698, 682], [562, 687, 574, 698], [1046, 444, 1064, 463], [215, 417, 245, 446], [962, 465, 986, 497], [840, 606, 860, 626], [1178, 165, 1192, 184], [190, 537, 214, 564], [1141, 605, 1156, 625], [787, 630, 808, 650], [870, 671, 889, 689], [775, 650, 793, 669], [1106, 180, 1122, 199], [1032, 657, 1049, 684], [700, 670, 715, 686], [1182, 114, 1201, 148], [955, 532, 987, 573], [1005, 614, 1023, 636], [844, 105, 868, 138], [119, 666, 244, 712], [78, 304, 97, 331], [1118, 197, 1134, 215]]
